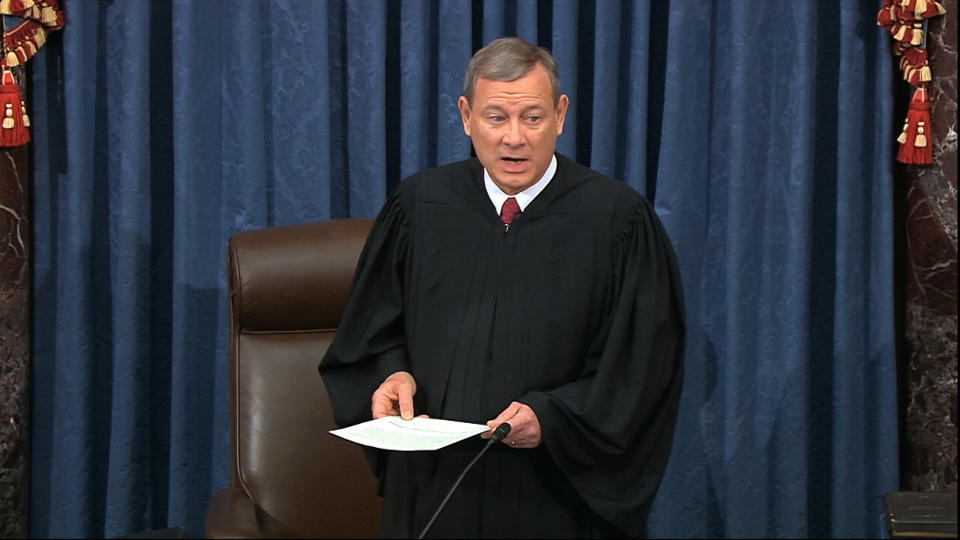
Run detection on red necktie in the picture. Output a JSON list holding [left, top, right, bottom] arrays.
[[500, 197, 521, 226]]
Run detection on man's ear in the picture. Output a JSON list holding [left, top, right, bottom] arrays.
[[555, 94, 569, 136], [457, 96, 472, 136]]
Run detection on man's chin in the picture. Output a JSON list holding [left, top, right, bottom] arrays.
[[491, 174, 535, 194]]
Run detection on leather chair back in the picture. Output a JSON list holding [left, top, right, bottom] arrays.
[[226, 218, 379, 538]]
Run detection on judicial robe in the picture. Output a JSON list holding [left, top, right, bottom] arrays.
[[320, 153, 685, 539]]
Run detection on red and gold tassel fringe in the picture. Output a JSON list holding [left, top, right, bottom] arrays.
[[899, 46, 932, 85], [2, 19, 49, 66], [0, 0, 63, 146], [896, 0, 947, 20], [890, 21, 925, 45], [896, 87, 932, 165], [879, 0, 945, 165], [0, 68, 29, 146]]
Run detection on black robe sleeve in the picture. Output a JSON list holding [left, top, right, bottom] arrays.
[[319, 189, 412, 428], [519, 197, 686, 537]]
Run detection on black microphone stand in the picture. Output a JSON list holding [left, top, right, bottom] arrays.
[[416, 423, 512, 539]]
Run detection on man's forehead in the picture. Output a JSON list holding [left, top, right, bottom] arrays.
[[476, 64, 549, 86], [473, 81, 551, 103], [480, 101, 547, 111]]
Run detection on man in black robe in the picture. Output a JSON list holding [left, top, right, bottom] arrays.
[[319, 37, 685, 539]]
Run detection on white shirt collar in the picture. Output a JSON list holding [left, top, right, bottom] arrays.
[[483, 154, 557, 213]]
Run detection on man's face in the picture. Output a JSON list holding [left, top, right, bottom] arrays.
[[458, 64, 569, 195]]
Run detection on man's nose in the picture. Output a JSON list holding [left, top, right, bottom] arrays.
[[502, 119, 524, 146]]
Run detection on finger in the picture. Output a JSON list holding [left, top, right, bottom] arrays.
[[371, 384, 400, 419], [484, 402, 524, 443], [481, 412, 509, 439], [497, 403, 538, 447], [397, 383, 414, 420], [486, 402, 523, 429], [507, 403, 541, 448], [371, 397, 394, 419]]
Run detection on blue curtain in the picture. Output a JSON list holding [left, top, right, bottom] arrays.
[[29, 0, 898, 537]]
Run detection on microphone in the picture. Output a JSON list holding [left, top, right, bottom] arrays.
[[487, 422, 512, 444], [416, 422, 511, 539]]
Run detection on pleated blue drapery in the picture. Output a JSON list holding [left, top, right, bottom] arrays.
[[28, 1, 898, 537]]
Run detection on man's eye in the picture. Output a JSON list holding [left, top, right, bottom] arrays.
[[526, 116, 542, 124], [489, 115, 505, 123]]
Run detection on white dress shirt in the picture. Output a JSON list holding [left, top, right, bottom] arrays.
[[483, 154, 558, 213]]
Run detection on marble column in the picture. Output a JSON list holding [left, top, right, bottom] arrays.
[[0, 141, 29, 537], [898, 0, 958, 492]]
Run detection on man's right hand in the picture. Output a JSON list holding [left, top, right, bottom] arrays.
[[371, 371, 417, 420]]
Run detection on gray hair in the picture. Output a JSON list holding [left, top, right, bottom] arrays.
[[463, 37, 561, 104]]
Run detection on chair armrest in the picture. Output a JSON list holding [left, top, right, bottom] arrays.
[[204, 486, 262, 539]]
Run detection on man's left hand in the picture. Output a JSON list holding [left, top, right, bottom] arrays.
[[482, 401, 541, 449]]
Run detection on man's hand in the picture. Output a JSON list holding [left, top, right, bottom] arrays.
[[371, 371, 417, 420], [482, 401, 541, 449]]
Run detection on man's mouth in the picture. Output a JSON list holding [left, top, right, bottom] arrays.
[[502, 157, 528, 165]]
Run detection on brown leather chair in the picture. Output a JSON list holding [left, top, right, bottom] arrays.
[[204, 218, 381, 538]]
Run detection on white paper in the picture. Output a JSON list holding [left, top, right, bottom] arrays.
[[329, 416, 490, 451]]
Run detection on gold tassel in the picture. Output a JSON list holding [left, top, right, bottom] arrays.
[[915, 122, 927, 147], [911, 24, 923, 45], [41, 3, 58, 26], [5, 52, 19, 67], [20, 100, 28, 128], [920, 65, 931, 82], [893, 24, 908, 42], [0, 0, 11, 12], [3, 104, 14, 130], [897, 120, 909, 144]]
